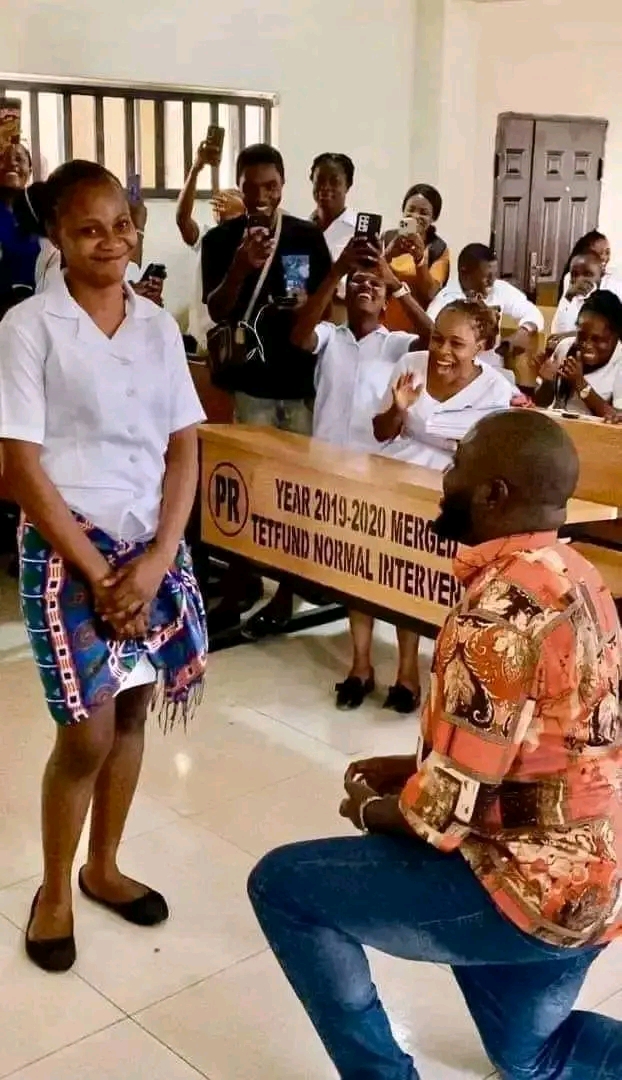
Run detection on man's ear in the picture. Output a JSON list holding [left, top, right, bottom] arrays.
[[471, 478, 509, 509]]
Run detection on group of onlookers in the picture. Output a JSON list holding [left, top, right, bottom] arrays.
[[4, 136, 622, 704]]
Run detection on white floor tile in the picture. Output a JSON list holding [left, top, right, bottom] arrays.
[[0, 819, 264, 1014], [138, 947, 491, 1080], [194, 765, 350, 858], [0, 913, 121, 1077], [4, 1019, 204, 1079]]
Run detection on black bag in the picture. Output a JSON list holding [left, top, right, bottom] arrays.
[[206, 212, 282, 391]]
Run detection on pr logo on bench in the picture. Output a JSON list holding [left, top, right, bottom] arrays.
[[208, 462, 249, 537]]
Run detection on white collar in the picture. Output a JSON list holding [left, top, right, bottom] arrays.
[[43, 270, 153, 322], [337, 323, 389, 343]]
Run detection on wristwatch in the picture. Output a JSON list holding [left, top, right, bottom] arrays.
[[392, 282, 410, 300], [578, 382, 591, 400]]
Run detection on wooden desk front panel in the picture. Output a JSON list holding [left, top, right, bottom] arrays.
[[200, 427, 461, 627], [199, 426, 619, 626]]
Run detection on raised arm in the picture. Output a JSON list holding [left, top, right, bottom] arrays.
[[176, 142, 218, 248]]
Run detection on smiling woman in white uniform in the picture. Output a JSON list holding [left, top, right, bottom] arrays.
[[0, 160, 207, 974], [365, 300, 515, 709]]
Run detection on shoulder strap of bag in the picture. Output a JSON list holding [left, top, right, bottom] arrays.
[[242, 210, 283, 322]]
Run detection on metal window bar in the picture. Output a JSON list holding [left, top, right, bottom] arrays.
[[29, 89, 41, 179], [0, 77, 276, 199]]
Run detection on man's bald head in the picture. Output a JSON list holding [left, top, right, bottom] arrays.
[[434, 410, 580, 547]]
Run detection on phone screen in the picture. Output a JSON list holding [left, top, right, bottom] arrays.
[[282, 254, 310, 297], [127, 173, 141, 202]]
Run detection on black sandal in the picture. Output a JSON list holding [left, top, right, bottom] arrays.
[[25, 888, 76, 973], [335, 675, 375, 710], [78, 868, 169, 927], [383, 684, 421, 715]]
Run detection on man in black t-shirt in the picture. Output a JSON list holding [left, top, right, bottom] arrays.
[[202, 143, 331, 434], [202, 144, 332, 636]]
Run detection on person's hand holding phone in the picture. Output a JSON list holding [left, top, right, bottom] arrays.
[[335, 236, 380, 278], [560, 351, 584, 391], [238, 226, 274, 271]]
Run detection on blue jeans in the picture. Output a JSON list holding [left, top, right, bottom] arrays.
[[248, 834, 622, 1079]]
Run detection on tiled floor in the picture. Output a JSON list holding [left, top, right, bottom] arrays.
[[1, 572, 622, 1079]]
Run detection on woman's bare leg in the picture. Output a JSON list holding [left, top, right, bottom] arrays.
[[395, 629, 420, 694], [348, 610, 375, 681], [82, 684, 152, 903], [29, 699, 117, 941]]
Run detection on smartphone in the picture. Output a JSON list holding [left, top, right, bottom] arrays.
[[127, 173, 141, 203], [282, 254, 310, 298], [0, 99, 21, 154], [398, 216, 422, 237], [141, 263, 167, 282], [247, 212, 272, 233], [355, 212, 382, 242], [206, 124, 225, 161]]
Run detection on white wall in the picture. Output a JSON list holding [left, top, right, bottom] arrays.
[[1, 0, 417, 315], [469, 0, 622, 265]]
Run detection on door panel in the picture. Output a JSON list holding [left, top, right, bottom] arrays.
[[491, 116, 534, 284], [492, 115, 607, 303], [527, 119, 606, 303]]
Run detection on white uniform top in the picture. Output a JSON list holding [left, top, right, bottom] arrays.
[[551, 337, 622, 414], [312, 322, 415, 453], [379, 350, 515, 471], [427, 278, 544, 333], [0, 275, 205, 542], [551, 289, 597, 335], [322, 208, 357, 262]]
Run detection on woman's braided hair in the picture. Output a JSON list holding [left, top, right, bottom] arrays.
[[439, 299, 499, 350]]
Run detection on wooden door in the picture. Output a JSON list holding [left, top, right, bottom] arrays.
[[491, 114, 607, 304]]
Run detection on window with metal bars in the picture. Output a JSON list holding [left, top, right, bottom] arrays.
[[0, 74, 276, 198]]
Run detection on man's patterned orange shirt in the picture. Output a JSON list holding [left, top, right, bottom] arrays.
[[400, 532, 622, 948]]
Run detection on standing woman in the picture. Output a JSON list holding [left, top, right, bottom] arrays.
[[0, 160, 208, 972], [310, 153, 357, 262], [383, 183, 449, 329], [0, 142, 39, 319]]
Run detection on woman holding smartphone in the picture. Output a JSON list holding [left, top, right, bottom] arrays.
[[534, 290, 622, 418], [382, 183, 450, 327]]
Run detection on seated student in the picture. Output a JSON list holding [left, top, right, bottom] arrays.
[[0, 143, 39, 319], [203, 143, 332, 636], [428, 243, 544, 375], [0, 160, 207, 972], [558, 229, 622, 303], [535, 289, 622, 419], [291, 239, 430, 713], [383, 184, 450, 328], [551, 250, 602, 336], [176, 140, 244, 349], [248, 410, 622, 1080]]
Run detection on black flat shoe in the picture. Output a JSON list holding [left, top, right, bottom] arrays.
[[78, 869, 169, 927], [25, 888, 76, 973], [241, 609, 290, 641], [335, 675, 375, 710], [383, 684, 421, 715]]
